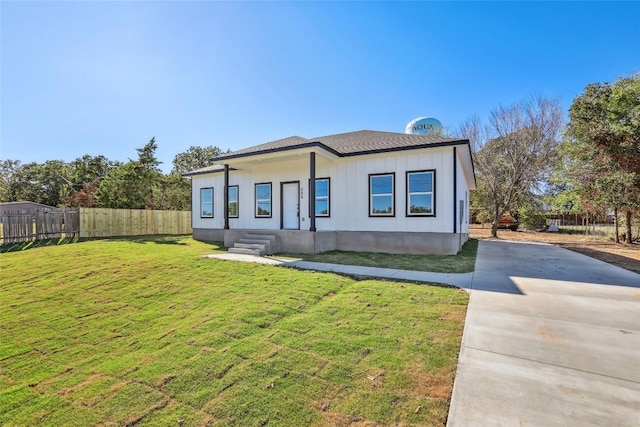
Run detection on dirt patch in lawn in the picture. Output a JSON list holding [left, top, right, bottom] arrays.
[[470, 228, 640, 274]]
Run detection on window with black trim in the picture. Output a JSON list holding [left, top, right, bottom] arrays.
[[315, 178, 330, 217], [228, 185, 239, 218], [406, 170, 435, 216], [369, 173, 395, 216], [200, 187, 213, 218], [255, 183, 272, 217]]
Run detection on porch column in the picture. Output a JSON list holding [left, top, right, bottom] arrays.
[[309, 152, 316, 232], [224, 164, 229, 230]]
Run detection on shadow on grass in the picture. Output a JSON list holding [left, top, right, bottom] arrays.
[[560, 244, 640, 274], [121, 235, 191, 245], [0, 237, 87, 253], [96, 234, 212, 246], [283, 265, 464, 289], [281, 239, 478, 274], [1, 235, 223, 253]]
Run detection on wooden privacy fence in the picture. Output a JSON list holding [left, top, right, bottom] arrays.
[[79, 208, 192, 238], [1, 209, 80, 243]]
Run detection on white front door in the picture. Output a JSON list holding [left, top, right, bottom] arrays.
[[281, 182, 299, 229]]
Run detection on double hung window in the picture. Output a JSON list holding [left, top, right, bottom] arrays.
[[369, 173, 395, 216], [315, 178, 330, 217], [200, 188, 213, 218], [228, 186, 239, 218], [406, 170, 435, 216], [255, 183, 272, 217]]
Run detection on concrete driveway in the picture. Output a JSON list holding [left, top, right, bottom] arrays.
[[447, 239, 640, 426]]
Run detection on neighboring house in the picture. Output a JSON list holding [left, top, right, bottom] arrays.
[[0, 201, 60, 214], [183, 130, 476, 255]]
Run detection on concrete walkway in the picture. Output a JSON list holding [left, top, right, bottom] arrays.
[[205, 253, 473, 288], [447, 239, 640, 426]]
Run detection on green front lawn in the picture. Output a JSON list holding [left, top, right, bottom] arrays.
[[280, 238, 478, 273], [0, 236, 468, 426]]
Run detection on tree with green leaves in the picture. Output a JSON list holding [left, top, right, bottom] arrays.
[[564, 74, 640, 242], [171, 145, 222, 175], [2, 140, 223, 211], [8, 160, 72, 207], [95, 138, 164, 209], [61, 155, 119, 208], [67, 155, 115, 189], [0, 160, 22, 202], [161, 145, 225, 210]]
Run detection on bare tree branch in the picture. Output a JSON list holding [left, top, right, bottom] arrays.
[[458, 95, 563, 237]]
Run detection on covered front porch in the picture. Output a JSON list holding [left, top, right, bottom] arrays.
[[218, 147, 337, 233]]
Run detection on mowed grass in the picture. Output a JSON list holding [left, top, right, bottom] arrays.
[[0, 236, 468, 426], [285, 239, 478, 273]]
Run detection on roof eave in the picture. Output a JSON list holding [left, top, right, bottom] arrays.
[[209, 138, 471, 164], [209, 141, 341, 164], [181, 166, 235, 177], [338, 139, 470, 157]]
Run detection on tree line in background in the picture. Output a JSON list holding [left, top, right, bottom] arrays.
[[459, 74, 639, 242], [0, 141, 223, 211], [2, 75, 638, 242]]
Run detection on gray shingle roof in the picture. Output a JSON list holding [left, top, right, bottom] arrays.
[[218, 135, 310, 158], [210, 130, 467, 163], [312, 130, 464, 154]]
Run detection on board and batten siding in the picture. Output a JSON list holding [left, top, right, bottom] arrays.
[[192, 161, 310, 231], [191, 146, 460, 233], [192, 174, 225, 230], [454, 148, 471, 234], [314, 147, 454, 232]]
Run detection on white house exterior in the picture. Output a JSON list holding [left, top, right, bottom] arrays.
[[184, 130, 476, 255]]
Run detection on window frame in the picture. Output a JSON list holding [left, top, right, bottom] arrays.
[[368, 172, 395, 217], [254, 182, 272, 218], [314, 177, 330, 218], [406, 169, 436, 217], [200, 187, 214, 218], [228, 185, 239, 218]]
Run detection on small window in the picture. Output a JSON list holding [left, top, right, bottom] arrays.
[[255, 183, 272, 218], [406, 170, 435, 216], [369, 173, 394, 217], [200, 187, 213, 218], [228, 185, 239, 218], [315, 178, 330, 217]]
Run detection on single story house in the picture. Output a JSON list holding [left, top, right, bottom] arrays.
[[183, 130, 476, 255]]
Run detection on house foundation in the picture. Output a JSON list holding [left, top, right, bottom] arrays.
[[193, 228, 468, 255]]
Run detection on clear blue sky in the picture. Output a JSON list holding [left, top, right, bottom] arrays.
[[2, 1, 638, 172]]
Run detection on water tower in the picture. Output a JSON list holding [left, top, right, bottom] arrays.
[[405, 117, 443, 135]]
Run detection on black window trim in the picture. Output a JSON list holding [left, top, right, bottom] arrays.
[[254, 182, 272, 218], [406, 169, 436, 217], [368, 172, 395, 217], [228, 185, 239, 218], [314, 177, 331, 218], [200, 187, 214, 218]]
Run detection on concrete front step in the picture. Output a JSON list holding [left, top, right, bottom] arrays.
[[226, 233, 279, 256], [244, 234, 277, 242], [238, 238, 273, 247], [234, 243, 268, 251], [228, 247, 264, 256]]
